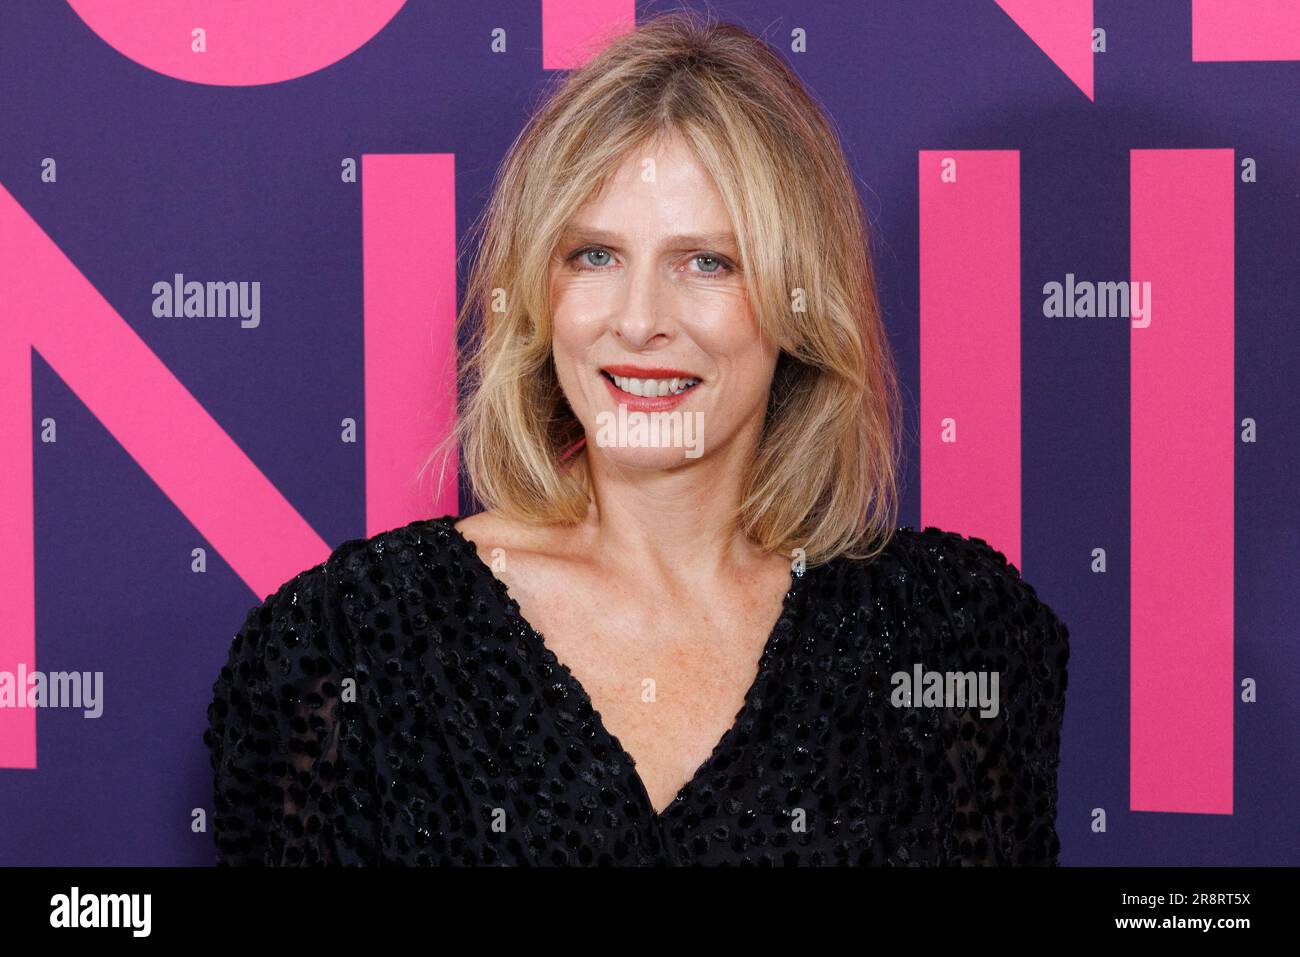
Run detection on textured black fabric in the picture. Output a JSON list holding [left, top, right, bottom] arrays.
[[204, 514, 1069, 866]]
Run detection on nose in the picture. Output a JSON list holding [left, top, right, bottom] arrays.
[[610, 257, 675, 347]]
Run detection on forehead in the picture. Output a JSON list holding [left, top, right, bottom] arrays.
[[564, 135, 735, 239]]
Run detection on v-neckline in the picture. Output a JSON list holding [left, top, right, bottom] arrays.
[[434, 514, 811, 823]]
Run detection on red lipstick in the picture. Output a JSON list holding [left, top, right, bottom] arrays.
[[597, 365, 703, 413], [600, 364, 701, 379]]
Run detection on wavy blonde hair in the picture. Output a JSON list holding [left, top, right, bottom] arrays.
[[424, 8, 903, 567]]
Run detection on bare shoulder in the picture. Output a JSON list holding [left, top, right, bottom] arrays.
[[451, 509, 502, 548], [452, 512, 607, 632], [453, 509, 587, 570], [456, 509, 555, 551]]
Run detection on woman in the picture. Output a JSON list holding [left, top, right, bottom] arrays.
[[205, 11, 1069, 866]]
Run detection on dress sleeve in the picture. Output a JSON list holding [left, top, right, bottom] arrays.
[[928, 532, 1071, 866], [204, 552, 356, 866]]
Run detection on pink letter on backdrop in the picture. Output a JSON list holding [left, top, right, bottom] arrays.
[[65, 0, 407, 86], [0, 194, 36, 769], [363, 154, 459, 536], [993, 0, 1095, 101], [542, 0, 635, 70], [1130, 150, 1234, 814], [918, 151, 1022, 572], [0, 185, 333, 768], [1192, 0, 1300, 61]]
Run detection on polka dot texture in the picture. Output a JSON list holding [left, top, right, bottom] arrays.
[[204, 515, 1069, 866]]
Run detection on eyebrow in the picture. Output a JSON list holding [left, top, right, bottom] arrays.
[[559, 227, 738, 249]]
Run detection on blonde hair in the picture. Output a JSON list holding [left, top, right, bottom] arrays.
[[424, 8, 903, 566]]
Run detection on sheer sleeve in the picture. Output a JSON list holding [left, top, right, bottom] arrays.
[[929, 533, 1071, 866], [204, 552, 356, 866]]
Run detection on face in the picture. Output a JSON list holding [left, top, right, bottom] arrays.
[[548, 132, 780, 471]]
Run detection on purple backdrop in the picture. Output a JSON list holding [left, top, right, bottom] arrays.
[[1, 0, 1296, 865]]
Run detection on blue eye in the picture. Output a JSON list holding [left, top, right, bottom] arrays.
[[565, 246, 613, 271], [687, 254, 737, 279], [566, 246, 737, 279]]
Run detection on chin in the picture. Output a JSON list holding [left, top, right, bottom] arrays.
[[588, 444, 705, 469], [576, 399, 711, 464]]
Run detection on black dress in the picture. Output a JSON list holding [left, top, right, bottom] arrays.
[[204, 514, 1069, 866]]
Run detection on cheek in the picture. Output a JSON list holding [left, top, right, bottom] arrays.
[[693, 298, 765, 361], [550, 304, 604, 357], [548, 301, 604, 397]]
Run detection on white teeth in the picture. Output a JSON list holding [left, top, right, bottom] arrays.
[[608, 374, 701, 397]]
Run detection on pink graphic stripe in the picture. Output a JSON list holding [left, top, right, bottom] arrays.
[[993, 0, 1094, 101], [1192, 0, 1300, 62], [66, 0, 407, 86], [1130, 150, 1234, 814], [0, 217, 36, 768], [918, 151, 1022, 570], [363, 154, 459, 536], [541, 0, 635, 70], [0, 185, 330, 768]]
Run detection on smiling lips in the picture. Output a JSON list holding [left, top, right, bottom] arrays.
[[599, 364, 703, 411]]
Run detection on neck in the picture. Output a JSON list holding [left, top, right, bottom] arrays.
[[574, 418, 771, 586]]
